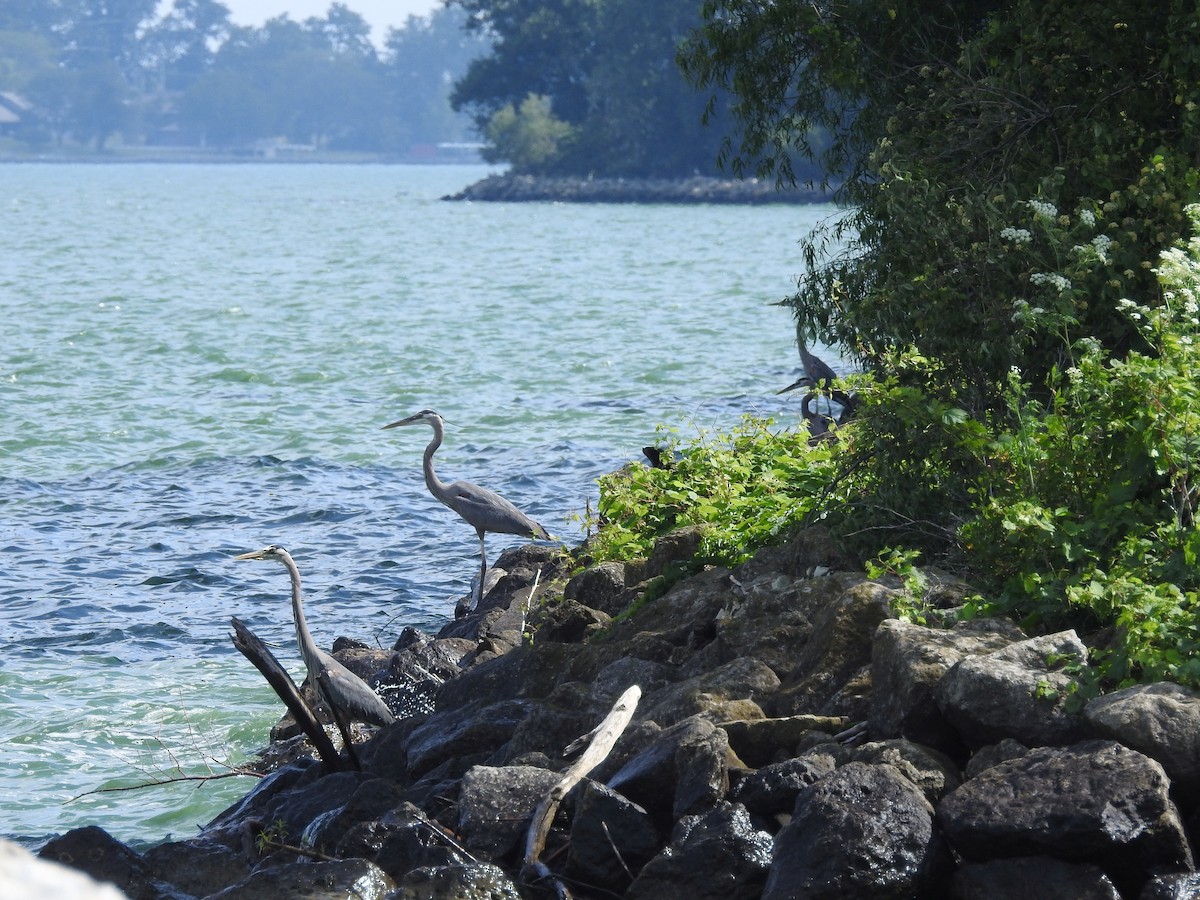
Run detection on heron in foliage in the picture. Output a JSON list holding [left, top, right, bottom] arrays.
[[777, 321, 838, 394], [382, 409, 550, 617], [234, 545, 394, 768], [777, 321, 856, 437]]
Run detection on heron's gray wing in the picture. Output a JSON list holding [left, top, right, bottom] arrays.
[[446, 480, 547, 538], [316, 658, 395, 727]]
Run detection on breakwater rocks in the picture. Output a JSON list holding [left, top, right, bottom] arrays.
[[29, 527, 1200, 899], [442, 173, 833, 204]]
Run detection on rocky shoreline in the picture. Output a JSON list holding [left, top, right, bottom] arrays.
[[15, 526, 1200, 899], [442, 173, 834, 205]]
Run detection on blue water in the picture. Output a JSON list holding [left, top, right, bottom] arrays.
[[0, 163, 840, 848]]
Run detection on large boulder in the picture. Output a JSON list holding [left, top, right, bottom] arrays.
[[764, 761, 948, 899], [937, 739, 1193, 892], [607, 716, 731, 824], [870, 618, 1021, 754], [769, 581, 896, 717], [565, 780, 662, 891], [626, 802, 773, 900], [935, 631, 1089, 748], [456, 765, 562, 860], [37, 826, 172, 900], [1085, 682, 1200, 805], [950, 856, 1122, 899]]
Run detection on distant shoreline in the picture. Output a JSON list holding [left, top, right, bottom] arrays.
[[443, 172, 835, 204]]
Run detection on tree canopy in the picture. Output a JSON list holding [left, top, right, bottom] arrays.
[[0, 1, 490, 154], [450, 0, 770, 178]]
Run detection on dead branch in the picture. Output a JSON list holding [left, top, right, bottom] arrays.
[[522, 685, 642, 895], [230, 616, 348, 772]]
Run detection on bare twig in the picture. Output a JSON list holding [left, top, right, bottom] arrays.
[[67, 767, 261, 803]]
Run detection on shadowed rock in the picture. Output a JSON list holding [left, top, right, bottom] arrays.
[[764, 762, 948, 900], [627, 802, 773, 900], [938, 740, 1193, 892]]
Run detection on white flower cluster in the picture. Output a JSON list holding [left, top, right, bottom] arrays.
[[1078, 208, 1096, 228], [1028, 200, 1058, 220], [1088, 233, 1113, 263], [1030, 272, 1072, 293], [1000, 226, 1033, 244]]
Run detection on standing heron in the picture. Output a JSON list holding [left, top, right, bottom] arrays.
[[382, 409, 549, 617], [777, 320, 838, 395], [234, 545, 394, 768]]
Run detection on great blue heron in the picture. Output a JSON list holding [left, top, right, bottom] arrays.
[[234, 545, 394, 768], [778, 321, 838, 394], [382, 409, 550, 617]]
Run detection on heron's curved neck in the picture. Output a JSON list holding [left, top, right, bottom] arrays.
[[422, 418, 453, 502], [279, 551, 321, 676]]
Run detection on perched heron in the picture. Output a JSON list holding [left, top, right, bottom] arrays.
[[234, 545, 394, 768], [382, 409, 550, 617]]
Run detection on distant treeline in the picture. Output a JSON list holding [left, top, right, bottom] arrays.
[[0, 1, 490, 155]]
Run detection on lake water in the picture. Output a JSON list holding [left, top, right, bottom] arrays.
[[0, 163, 840, 849]]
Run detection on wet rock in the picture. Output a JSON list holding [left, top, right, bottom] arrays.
[[1085, 682, 1200, 804], [203, 761, 319, 849], [769, 580, 896, 716], [404, 699, 534, 778], [488, 701, 595, 765], [259, 771, 381, 848], [335, 803, 469, 879], [563, 561, 630, 615], [565, 780, 662, 891], [728, 754, 837, 819], [849, 738, 962, 804], [1139, 872, 1200, 899], [721, 714, 847, 768], [607, 716, 730, 824], [935, 631, 1088, 748], [938, 739, 1193, 892], [298, 777, 409, 851], [627, 802, 773, 900], [142, 839, 250, 898], [950, 856, 1122, 899], [375, 632, 473, 720], [37, 826, 176, 900], [207, 858, 393, 899], [395, 861, 523, 899], [764, 762, 948, 900], [4, 836, 126, 900], [870, 618, 1020, 754], [457, 765, 563, 859]]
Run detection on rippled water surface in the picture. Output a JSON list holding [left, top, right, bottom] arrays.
[[0, 163, 838, 847]]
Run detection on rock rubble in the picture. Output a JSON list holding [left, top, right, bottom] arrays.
[[26, 527, 1200, 899]]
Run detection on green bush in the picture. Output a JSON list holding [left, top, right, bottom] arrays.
[[587, 416, 839, 568], [482, 93, 575, 172]]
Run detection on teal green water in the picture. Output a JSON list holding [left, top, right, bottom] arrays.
[[0, 163, 839, 848]]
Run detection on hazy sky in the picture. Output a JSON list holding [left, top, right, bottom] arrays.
[[217, 0, 442, 43]]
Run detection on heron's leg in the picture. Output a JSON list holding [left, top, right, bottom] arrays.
[[456, 531, 489, 619], [331, 707, 362, 771]]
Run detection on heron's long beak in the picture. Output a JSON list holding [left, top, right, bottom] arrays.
[[777, 376, 814, 395], [382, 413, 424, 429], [234, 549, 269, 561]]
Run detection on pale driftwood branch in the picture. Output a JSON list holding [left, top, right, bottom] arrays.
[[229, 616, 348, 772], [522, 685, 642, 892]]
